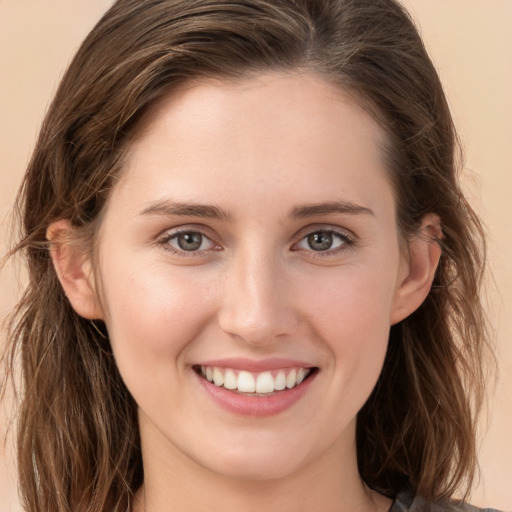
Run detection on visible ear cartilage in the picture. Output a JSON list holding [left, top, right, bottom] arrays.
[[390, 214, 443, 325], [47, 219, 104, 320]]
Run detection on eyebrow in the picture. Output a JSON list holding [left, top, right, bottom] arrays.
[[139, 199, 374, 221], [290, 201, 374, 219], [139, 200, 233, 221]]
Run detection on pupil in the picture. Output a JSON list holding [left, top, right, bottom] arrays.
[[178, 232, 202, 251], [308, 232, 332, 251]]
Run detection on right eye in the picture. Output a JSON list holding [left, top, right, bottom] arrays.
[[161, 230, 218, 253]]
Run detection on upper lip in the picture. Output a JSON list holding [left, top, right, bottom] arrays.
[[195, 357, 316, 373]]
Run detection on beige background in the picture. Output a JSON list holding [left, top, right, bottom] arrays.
[[1, 1, 511, 510]]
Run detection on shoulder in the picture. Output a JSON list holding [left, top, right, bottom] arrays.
[[390, 490, 504, 512]]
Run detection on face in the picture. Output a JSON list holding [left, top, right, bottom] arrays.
[[92, 73, 410, 481]]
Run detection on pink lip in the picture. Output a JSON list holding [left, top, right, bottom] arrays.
[[197, 357, 315, 373], [194, 366, 318, 417]]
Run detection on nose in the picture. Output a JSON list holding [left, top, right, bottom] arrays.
[[217, 248, 298, 346]]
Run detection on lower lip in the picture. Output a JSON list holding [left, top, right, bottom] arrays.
[[195, 370, 317, 417]]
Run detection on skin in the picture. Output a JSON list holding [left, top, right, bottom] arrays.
[[50, 72, 441, 511]]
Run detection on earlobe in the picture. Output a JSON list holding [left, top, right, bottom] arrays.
[[390, 214, 443, 325], [47, 219, 104, 320]]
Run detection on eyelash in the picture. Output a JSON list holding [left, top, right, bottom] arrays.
[[157, 229, 221, 257], [156, 226, 356, 258], [292, 228, 356, 257]]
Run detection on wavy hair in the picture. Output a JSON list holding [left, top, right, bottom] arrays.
[[2, 0, 490, 510]]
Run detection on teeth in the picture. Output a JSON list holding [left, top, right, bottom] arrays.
[[213, 367, 224, 386], [237, 371, 256, 392], [274, 371, 286, 391], [255, 372, 274, 393], [224, 369, 237, 390], [296, 368, 308, 384], [286, 369, 297, 389], [199, 366, 313, 394]]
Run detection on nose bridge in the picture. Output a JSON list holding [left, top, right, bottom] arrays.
[[218, 244, 296, 345]]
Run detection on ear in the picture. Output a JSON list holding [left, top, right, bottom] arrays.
[[47, 219, 104, 320], [390, 214, 442, 325]]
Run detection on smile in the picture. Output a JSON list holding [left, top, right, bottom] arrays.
[[193, 360, 319, 416], [196, 365, 314, 395]]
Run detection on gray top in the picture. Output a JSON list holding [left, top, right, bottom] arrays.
[[390, 490, 503, 512]]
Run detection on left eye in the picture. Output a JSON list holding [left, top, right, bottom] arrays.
[[296, 230, 348, 252], [166, 231, 216, 252]]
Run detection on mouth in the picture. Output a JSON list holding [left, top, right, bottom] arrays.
[[193, 365, 318, 397]]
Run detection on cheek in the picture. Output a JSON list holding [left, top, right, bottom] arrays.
[[99, 260, 217, 379], [296, 264, 395, 385], [301, 263, 395, 338]]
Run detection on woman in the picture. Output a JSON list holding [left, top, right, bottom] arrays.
[[2, 0, 499, 510]]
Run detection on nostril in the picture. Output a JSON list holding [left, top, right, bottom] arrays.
[[217, 265, 298, 344], [217, 307, 299, 346]]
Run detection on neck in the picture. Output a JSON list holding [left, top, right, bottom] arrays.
[[133, 420, 391, 512]]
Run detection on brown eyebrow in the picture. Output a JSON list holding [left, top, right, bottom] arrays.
[[139, 200, 373, 221], [139, 200, 233, 221], [290, 201, 374, 219]]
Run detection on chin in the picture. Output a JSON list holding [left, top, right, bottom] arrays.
[[194, 437, 311, 482]]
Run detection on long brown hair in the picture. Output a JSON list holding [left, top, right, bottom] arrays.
[[2, 0, 490, 510]]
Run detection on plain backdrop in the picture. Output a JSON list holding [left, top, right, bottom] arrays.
[[1, 1, 511, 510]]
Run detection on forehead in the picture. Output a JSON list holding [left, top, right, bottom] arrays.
[[110, 72, 393, 220]]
